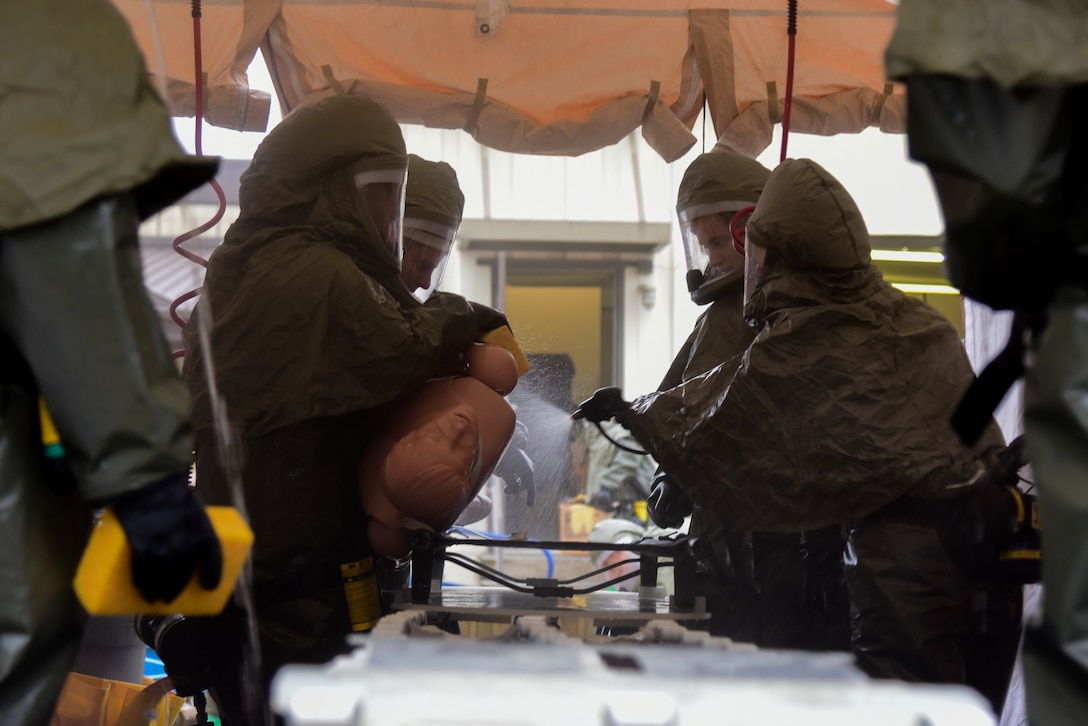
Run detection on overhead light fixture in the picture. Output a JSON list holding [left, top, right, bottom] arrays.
[[871, 250, 945, 263], [891, 283, 961, 295]]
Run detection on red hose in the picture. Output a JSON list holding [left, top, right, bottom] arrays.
[[169, 2, 227, 354], [730, 205, 757, 255], [779, 0, 798, 163]]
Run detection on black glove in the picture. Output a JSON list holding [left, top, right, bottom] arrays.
[[469, 301, 510, 335], [111, 472, 223, 603], [589, 488, 616, 512], [646, 472, 693, 529], [495, 446, 535, 504], [571, 387, 630, 423]]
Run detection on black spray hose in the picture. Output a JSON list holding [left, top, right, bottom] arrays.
[[779, 0, 798, 163], [594, 420, 649, 456]]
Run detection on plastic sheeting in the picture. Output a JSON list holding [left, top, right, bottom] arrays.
[[964, 301, 1036, 726], [110, 0, 906, 159]]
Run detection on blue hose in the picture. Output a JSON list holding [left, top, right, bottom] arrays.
[[448, 527, 555, 579]]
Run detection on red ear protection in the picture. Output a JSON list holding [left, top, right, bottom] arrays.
[[731, 205, 757, 255]]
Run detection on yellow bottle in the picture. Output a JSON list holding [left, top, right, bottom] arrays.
[[340, 557, 382, 632]]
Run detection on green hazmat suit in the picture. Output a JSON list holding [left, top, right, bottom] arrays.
[[660, 150, 848, 651], [182, 94, 481, 722], [620, 158, 1022, 712], [0, 1, 218, 724], [627, 159, 1008, 533], [585, 419, 656, 510], [400, 154, 464, 300], [405, 154, 464, 232], [887, 1, 1088, 722], [0, 1, 218, 232]]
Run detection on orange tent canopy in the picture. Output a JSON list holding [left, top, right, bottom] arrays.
[[112, 0, 904, 160]]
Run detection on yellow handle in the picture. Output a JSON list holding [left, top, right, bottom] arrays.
[[39, 398, 61, 447], [74, 506, 253, 616]]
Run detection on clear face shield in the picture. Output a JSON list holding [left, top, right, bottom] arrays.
[[678, 201, 751, 305], [401, 218, 456, 302], [354, 169, 408, 261], [743, 237, 766, 307]]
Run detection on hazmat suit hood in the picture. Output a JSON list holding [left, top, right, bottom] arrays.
[[402, 155, 464, 301], [184, 96, 479, 437], [622, 158, 1004, 533], [405, 154, 464, 230], [676, 150, 770, 305], [676, 149, 769, 213], [743, 159, 885, 325], [229, 94, 409, 297]]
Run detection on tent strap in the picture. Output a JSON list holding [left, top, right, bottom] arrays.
[[870, 82, 896, 127], [641, 80, 661, 123], [321, 64, 347, 95], [765, 80, 780, 123], [465, 78, 489, 133]]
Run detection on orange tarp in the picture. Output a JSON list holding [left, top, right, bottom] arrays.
[[111, 1, 905, 159]]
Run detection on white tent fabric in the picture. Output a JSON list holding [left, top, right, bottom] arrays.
[[112, 0, 905, 160]]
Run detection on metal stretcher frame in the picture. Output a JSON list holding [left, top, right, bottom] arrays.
[[405, 530, 700, 612]]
